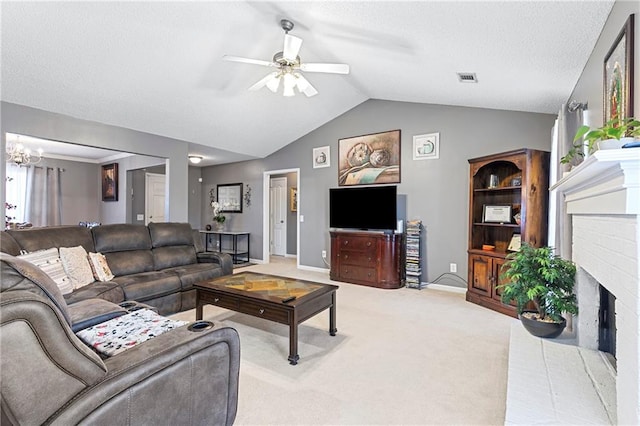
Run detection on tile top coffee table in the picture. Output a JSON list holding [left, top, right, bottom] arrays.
[[194, 272, 338, 365]]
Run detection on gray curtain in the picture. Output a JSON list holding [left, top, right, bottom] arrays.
[[24, 166, 62, 227], [548, 104, 583, 259]]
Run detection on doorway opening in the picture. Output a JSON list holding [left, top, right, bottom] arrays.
[[262, 168, 300, 268]]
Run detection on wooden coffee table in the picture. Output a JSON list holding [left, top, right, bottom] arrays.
[[194, 272, 338, 365]]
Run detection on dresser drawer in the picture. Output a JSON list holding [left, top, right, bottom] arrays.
[[238, 300, 290, 324], [198, 291, 238, 310], [340, 265, 377, 283], [338, 236, 376, 252], [339, 250, 376, 266]]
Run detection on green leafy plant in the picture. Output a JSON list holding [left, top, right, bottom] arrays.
[[498, 244, 578, 323], [561, 116, 640, 164]]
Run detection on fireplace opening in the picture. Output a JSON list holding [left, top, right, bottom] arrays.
[[598, 284, 616, 362]]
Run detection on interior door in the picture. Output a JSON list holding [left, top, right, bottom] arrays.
[[145, 173, 166, 224], [269, 177, 287, 256]]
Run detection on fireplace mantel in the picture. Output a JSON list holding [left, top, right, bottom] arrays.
[[550, 148, 640, 215], [551, 147, 640, 424]]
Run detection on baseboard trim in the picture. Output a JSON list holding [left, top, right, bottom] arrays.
[[285, 254, 297, 258], [250, 258, 265, 264], [425, 283, 467, 294], [298, 265, 330, 274]]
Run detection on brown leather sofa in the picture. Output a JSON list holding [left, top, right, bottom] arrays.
[[0, 252, 240, 425], [0, 222, 233, 316]]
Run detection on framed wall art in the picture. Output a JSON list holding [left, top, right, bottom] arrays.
[[413, 132, 440, 160], [603, 14, 634, 123], [290, 187, 297, 212], [101, 163, 118, 202], [338, 129, 400, 186], [216, 183, 243, 213], [313, 146, 330, 168]]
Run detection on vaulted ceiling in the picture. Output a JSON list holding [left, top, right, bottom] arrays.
[[1, 1, 614, 165]]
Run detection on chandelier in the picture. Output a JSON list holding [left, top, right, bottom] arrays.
[[5, 137, 43, 166]]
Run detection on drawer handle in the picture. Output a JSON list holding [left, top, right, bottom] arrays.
[[367, 272, 372, 277], [367, 242, 371, 246], [344, 240, 349, 245], [344, 254, 349, 259], [368, 257, 371, 262], [344, 269, 349, 274], [259, 308, 265, 315], [214, 298, 220, 303]]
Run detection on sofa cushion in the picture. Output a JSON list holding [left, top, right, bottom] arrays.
[[103, 250, 154, 277], [7, 226, 95, 254], [18, 248, 74, 295], [111, 271, 182, 303], [60, 246, 95, 289], [152, 246, 197, 270], [148, 222, 194, 248], [166, 263, 226, 291], [92, 224, 152, 252], [63, 281, 125, 305], [88, 252, 114, 281]]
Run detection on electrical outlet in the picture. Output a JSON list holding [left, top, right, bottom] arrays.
[[322, 250, 327, 258], [449, 263, 457, 273]]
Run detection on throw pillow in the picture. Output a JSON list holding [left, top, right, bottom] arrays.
[[18, 248, 74, 294], [59, 246, 95, 289], [88, 252, 114, 281]]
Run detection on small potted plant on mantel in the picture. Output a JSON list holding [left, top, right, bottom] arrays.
[[561, 116, 640, 165], [498, 243, 578, 338]]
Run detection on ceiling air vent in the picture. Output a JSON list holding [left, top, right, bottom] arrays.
[[457, 72, 478, 83]]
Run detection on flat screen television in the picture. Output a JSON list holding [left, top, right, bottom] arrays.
[[329, 185, 397, 231]]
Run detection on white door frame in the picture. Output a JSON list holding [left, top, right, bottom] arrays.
[[262, 168, 300, 267]]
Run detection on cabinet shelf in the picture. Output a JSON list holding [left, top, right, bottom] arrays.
[[472, 223, 520, 228], [474, 186, 521, 193]]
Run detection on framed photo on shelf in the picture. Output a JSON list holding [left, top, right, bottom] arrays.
[[101, 163, 118, 202], [508, 234, 522, 252], [603, 14, 635, 123], [412, 132, 440, 160], [482, 205, 512, 223], [216, 183, 243, 213]]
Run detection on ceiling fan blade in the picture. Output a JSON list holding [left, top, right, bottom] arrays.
[[223, 55, 277, 68], [283, 34, 303, 61], [294, 73, 318, 97], [299, 63, 350, 74], [248, 72, 279, 92]]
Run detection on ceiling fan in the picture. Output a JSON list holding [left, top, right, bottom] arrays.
[[223, 19, 350, 97]]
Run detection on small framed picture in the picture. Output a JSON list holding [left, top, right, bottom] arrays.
[[508, 234, 522, 252], [101, 163, 118, 202], [413, 132, 440, 160], [313, 146, 330, 168], [483, 205, 512, 223], [290, 187, 297, 212]]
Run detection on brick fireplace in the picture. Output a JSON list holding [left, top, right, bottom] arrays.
[[552, 148, 640, 424]]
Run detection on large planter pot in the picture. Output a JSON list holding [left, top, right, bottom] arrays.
[[518, 310, 566, 338], [597, 138, 626, 150]]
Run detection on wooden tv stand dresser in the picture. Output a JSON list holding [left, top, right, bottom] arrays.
[[330, 230, 404, 289]]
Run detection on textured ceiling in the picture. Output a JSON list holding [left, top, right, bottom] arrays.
[[1, 1, 614, 165]]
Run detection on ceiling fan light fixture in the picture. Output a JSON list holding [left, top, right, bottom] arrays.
[[188, 155, 203, 164], [282, 73, 296, 97], [266, 75, 281, 92]]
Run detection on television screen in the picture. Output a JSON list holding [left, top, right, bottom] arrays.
[[329, 186, 397, 231]]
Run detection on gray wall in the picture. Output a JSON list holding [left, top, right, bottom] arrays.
[[188, 166, 202, 227], [1, 102, 190, 225], [568, 2, 639, 127], [202, 99, 556, 286], [12, 157, 102, 225]]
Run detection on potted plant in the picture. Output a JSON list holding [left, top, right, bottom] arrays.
[[211, 201, 226, 230], [498, 243, 578, 338], [561, 116, 640, 164]]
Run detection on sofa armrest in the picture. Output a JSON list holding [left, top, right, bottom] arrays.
[[67, 298, 127, 332], [50, 323, 240, 425], [197, 251, 233, 275], [1, 291, 107, 425]]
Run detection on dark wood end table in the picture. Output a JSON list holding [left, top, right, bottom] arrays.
[[195, 272, 338, 365]]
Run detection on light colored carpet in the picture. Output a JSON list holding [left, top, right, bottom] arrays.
[[171, 260, 517, 425]]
